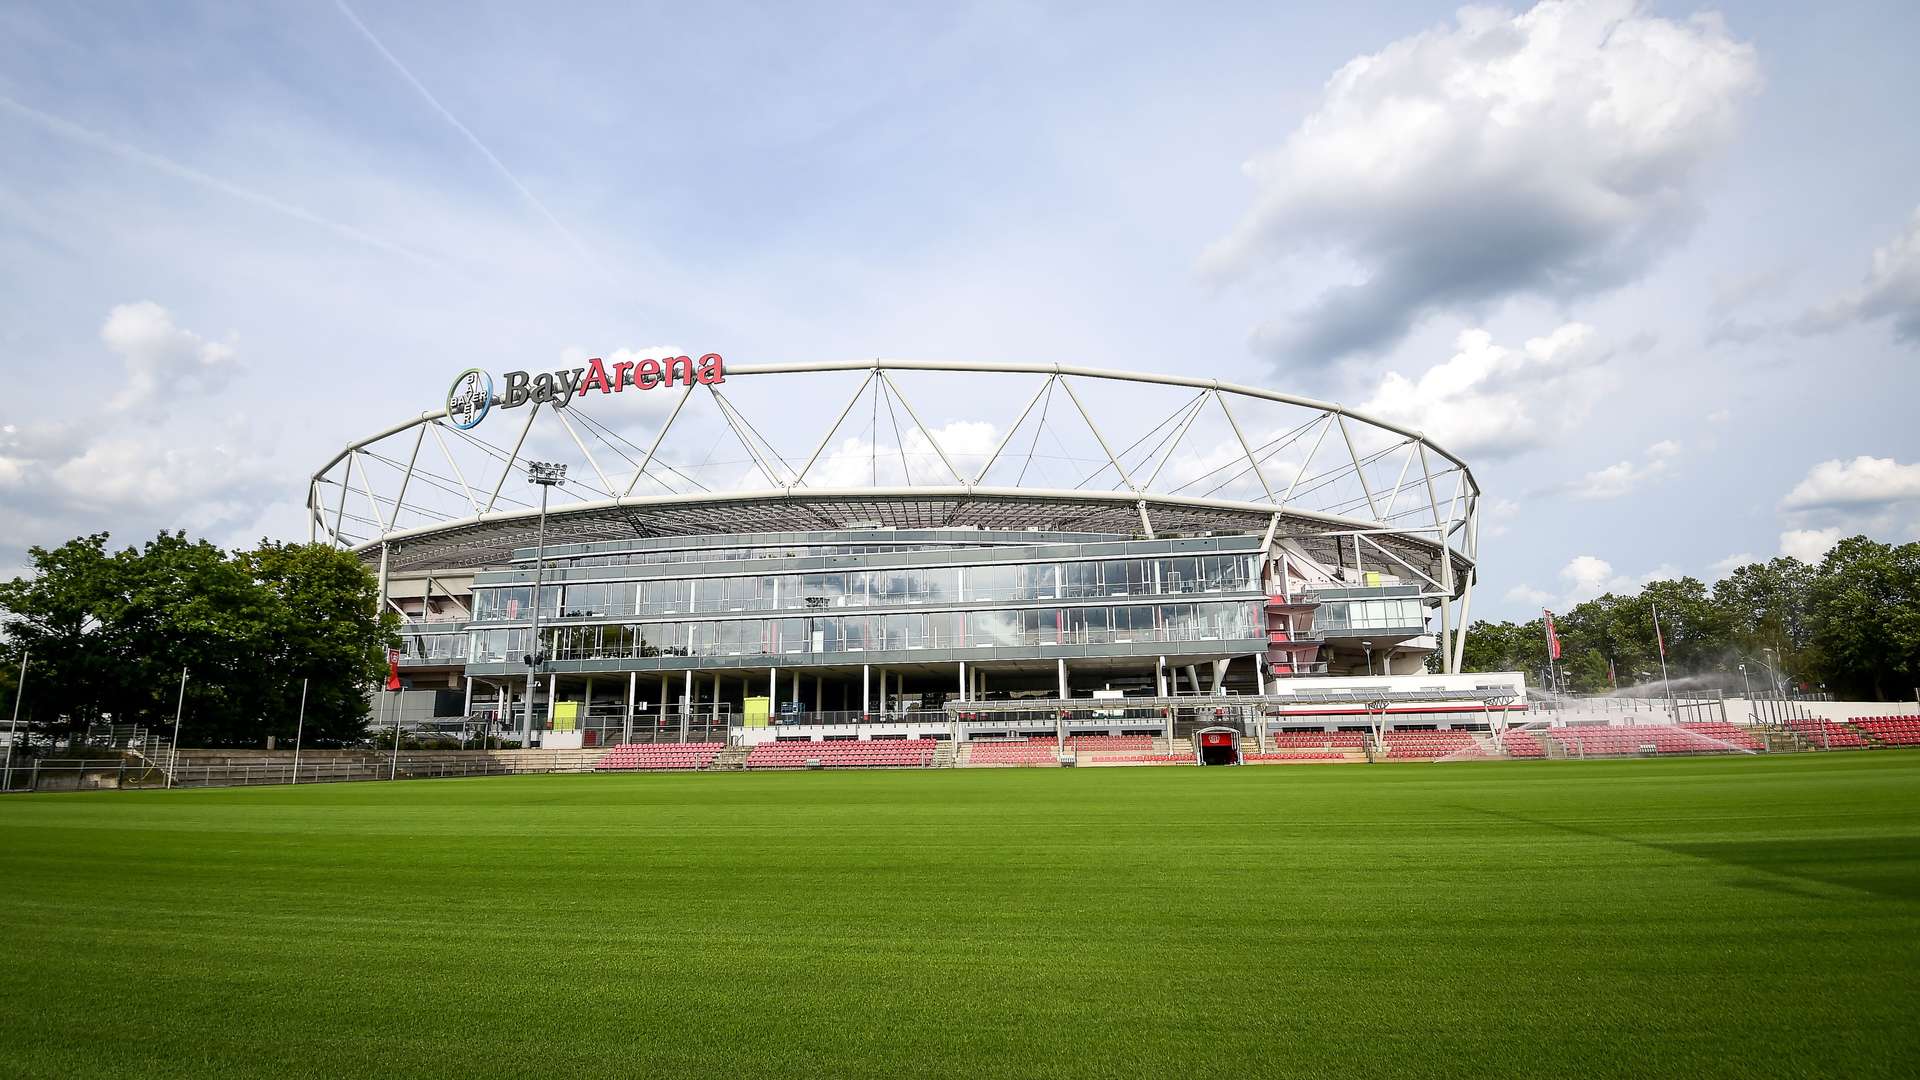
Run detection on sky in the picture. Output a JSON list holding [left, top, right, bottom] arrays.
[[2, 0, 1918, 621]]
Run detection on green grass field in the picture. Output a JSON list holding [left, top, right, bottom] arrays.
[[2, 756, 1917, 1079]]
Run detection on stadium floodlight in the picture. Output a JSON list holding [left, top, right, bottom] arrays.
[[522, 462, 567, 744]]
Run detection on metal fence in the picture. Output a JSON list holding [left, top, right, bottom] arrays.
[[0, 751, 603, 793]]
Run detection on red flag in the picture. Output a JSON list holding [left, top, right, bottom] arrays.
[[1543, 609, 1562, 660], [386, 647, 402, 691], [1651, 605, 1667, 660], [1608, 658, 1618, 688]]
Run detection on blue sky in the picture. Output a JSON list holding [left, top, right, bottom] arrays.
[[2, 0, 1918, 619]]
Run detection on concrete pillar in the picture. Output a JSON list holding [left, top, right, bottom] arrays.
[[815, 675, 823, 717], [1156, 656, 1167, 697], [544, 675, 557, 745], [1057, 657, 1068, 700], [861, 663, 871, 718], [681, 669, 692, 741], [659, 674, 668, 736], [957, 661, 968, 704], [623, 671, 636, 743]]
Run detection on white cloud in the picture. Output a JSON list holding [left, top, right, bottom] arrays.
[[0, 305, 272, 566], [803, 420, 1000, 489], [1780, 527, 1842, 564], [1781, 455, 1920, 511], [1205, 0, 1759, 362], [1800, 207, 1920, 342], [1566, 440, 1681, 499], [1709, 552, 1760, 579], [99, 300, 237, 412], [1359, 323, 1608, 458], [1504, 583, 1553, 606], [1705, 408, 1731, 424]]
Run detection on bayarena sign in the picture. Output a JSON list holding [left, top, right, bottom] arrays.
[[446, 352, 726, 430]]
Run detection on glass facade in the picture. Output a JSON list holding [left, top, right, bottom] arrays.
[[470, 600, 1263, 663], [1313, 597, 1427, 633], [461, 534, 1267, 668], [468, 554, 1257, 623]]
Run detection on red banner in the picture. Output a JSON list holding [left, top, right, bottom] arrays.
[[1543, 609, 1562, 661], [386, 648, 402, 691]]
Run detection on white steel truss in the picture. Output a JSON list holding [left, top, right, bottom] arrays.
[[309, 360, 1484, 668]]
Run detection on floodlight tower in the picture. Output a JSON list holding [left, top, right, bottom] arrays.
[[523, 461, 567, 744]]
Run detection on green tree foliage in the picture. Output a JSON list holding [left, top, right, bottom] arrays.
[[1805, 537, 1920, 701], [0, 533, 396, 746], [1459, 536, 1920, 700]]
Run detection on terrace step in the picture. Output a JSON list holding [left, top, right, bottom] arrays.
[[709, 744, 752, 771]]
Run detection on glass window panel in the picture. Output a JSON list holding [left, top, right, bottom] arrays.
[[1163, 558, 1199, 593], [970, 610, 1018, 646]]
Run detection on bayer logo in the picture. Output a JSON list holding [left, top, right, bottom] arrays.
[[446, 368, 493, 430]]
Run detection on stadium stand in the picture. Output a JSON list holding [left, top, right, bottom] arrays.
[[1784, 719, 1871, 748], [1050, 735, 1158, 751], [744, 739, 938, 769], [1852, 716, 1920, 746], [1265, 730, 1369, 748], [1242, 749, 1349, 763], [1678, 722, 1766, 751], [967, 742, 1061, 766], [1500, 730, 1546, 759], [1551, 725, 1749, 756], [594, 742, 724, 771], [1379, 730, 1480, 759]]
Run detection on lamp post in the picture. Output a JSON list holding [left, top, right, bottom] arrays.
[[523, 462, 567, 746], [1361, 640, 1374, 678], [1738, 663, 1754, 725]]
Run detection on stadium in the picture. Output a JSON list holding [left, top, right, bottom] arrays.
[[5, 359, 1916, 1080], [307, 357, 1542, 764]]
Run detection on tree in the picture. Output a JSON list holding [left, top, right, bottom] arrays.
[[1806, 537, 1920, 700], [0, 532, 397, 747], [240, 541, 395, 746]]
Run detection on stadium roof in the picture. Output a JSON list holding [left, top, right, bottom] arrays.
[[309, 360, 1483, 593]]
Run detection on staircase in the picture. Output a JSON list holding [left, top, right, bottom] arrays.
[[931, 742, 957, 768], [709, 744, 752, 771]]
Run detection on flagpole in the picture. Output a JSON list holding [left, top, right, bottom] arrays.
[[1542, 609, 1560, 700], [291, 677, 308, 785], [1652, 604, 1675, 721]]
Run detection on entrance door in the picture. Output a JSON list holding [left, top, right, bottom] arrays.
[[1197, 728, 1239, 765]]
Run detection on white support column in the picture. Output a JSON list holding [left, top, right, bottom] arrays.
[[1214, 657, 1231, 695], [462, 676, 474, 718], [862, 663, 871, 718], [1185, 665, 1200, 695], [815, 675, 823, 716], [584, 675, 595, 736], [659, 675, 668, 734], [957, 661, 968, 704], [1057, 657, 1068, 700], [681, 670, 693, 741], [1156, 656, 1167, 697], [712, 675, 720, 725], [624, 671, 636, 743], [544, 675, 558, 745]]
